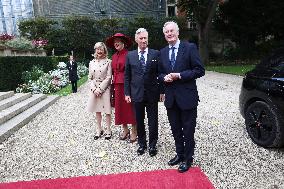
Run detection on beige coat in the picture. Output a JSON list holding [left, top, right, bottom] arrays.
[[87, 58, 112, 114]]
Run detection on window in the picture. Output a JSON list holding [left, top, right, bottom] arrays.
[[189, 21, 197, 30], [167, 6, 175, 17]]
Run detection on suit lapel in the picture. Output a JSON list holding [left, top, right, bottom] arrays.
[[134, 50, 139, 63], [133, 50, 143, 72], [162, 46, 172, 72], [71, 61, 75, 70], [146, 49, 153, 72], [174, 42, 185, 70]]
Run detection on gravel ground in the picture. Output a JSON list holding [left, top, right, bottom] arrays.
[[0, 71, 283, 189]]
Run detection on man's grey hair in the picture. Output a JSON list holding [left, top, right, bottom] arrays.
[[135, 28, 148, 40], [163, 21, 179, 33]]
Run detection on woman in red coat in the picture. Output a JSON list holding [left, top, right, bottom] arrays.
[[106, 33, 137, 142]]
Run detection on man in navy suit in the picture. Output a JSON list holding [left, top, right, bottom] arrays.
[[158, 21, 205, 173], [124, 28, 164, 157], [66, 55, 79, 93]]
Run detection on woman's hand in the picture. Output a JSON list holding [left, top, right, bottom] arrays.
[[125, 96, 131, 103], [94, 89, 102, 97]]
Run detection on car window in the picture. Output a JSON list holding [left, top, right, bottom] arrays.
[[271, 63, 284, 72], [256, 49, 284, 73]]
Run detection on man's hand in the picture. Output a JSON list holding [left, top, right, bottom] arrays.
[[125, 95, 131, 103], [169, 73, 180, 80], [164, 74, 173, 82], [160, 94, 165, 102]]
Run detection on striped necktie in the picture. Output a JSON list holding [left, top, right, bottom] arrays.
[[140, 51, 146, 72], [170, 46, 175, 69]]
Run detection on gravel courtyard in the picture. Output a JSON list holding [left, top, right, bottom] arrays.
[[0, 71, 283, 189]]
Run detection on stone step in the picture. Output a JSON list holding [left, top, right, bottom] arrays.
[[0, 94, 47, 125], [0, 93, 32, 111], [0, 91, 14, 101], [0, 95, 60, 143]]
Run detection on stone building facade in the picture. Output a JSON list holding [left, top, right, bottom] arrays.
[[0, 0, 33, 34], [33, 0, 166, 19], [0, 0, 166, 35]]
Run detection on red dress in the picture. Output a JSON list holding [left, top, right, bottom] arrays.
[[112, 48, 136, 125]]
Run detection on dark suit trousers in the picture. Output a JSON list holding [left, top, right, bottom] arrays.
[[71, 81, 77, 93], [167, 100, 197, 162], [134, 95, 158, 148]]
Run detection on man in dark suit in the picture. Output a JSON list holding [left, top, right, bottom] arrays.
[[158, 21, 205, 173], [124, 28, 164, 157], [66, 55, 79, 93]]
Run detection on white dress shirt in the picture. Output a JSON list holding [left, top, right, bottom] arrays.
[[138, 47, 148, 62], [168, 40, 180, 61]]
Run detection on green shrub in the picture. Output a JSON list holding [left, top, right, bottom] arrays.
[[0, 56, 68, 91], [5, 37, 34, 50], [17, 16, 190, 59], [22, 65, 45, 83], [16, 62, 88, 94]]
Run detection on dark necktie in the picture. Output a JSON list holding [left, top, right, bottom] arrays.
[[140, 51, 146, 72], [170, 46, 175, 69]]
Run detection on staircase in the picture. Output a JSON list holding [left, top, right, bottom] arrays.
[[0, 91, 60, 143]]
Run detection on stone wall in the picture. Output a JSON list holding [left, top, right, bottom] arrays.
[[0, 46, 46, 56]]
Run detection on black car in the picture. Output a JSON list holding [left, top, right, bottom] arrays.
[[239, 49, 284, 147]]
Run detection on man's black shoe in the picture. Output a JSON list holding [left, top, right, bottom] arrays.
[[149, 147, 157, 157], [168, 155, 184, 166], [137, 146, 147, 155], [178, 161, 192, 173]]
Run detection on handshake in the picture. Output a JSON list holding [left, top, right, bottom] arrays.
[[164, 73, 181, 82]]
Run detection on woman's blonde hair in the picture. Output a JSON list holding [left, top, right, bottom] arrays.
[[93, 42, 108, 59]]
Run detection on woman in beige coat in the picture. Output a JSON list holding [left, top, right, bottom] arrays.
[[87, 42, 112, 140]]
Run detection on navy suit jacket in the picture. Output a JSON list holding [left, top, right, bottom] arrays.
[[124, 49, 162, 103], [158, 42, 205, 110], [66, 61, 79, 82]]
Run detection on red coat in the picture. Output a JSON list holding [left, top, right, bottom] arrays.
[[112, 48, 128, 84], [111, 48, 136, 125]]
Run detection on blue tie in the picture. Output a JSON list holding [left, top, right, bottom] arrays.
[[140, 51, 146, 72], [170, 46, 175, 69]]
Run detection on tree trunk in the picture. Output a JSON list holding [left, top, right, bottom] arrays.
[[198, 24, 209, 65], [197, 0, 219, 65]]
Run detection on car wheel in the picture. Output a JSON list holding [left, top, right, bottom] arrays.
[[245, 101, 284, 147]]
